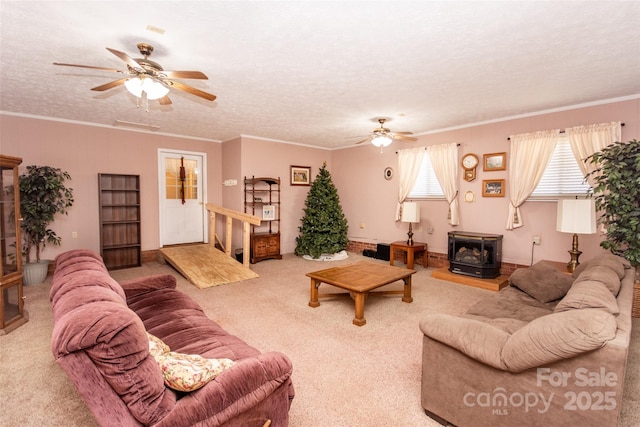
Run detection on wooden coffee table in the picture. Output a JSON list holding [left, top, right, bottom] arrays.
[[306, 261, 415, 326]]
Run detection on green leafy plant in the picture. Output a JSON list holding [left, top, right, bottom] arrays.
[[295, 163, 348, 258], [19, 165, 74, 263], [585, 139, 640, 271]]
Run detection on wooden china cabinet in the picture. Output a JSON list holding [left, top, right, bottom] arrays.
[[244, 176, 282, 263], [0, 155, 28, 334]]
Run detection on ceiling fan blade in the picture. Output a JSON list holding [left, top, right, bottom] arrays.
[[394, 131, 414, 135], [158, 95, 172, 105], [166, 80, 216, 101], [355, 138, 371, 144], [90, 78, 128, 91], [161, 70, 208, 80], [54, 62, 125, 73], [106, 47, 144, 72], [393, 135, 418, 142]]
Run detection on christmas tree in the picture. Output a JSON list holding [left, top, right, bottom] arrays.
[[295, 163, 349, 258]]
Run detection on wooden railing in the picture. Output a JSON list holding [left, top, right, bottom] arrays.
[[205, 203, 261, 268]]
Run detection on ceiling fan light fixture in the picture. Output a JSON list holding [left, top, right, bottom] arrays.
[[124, 76, 169, 100], [371, 135, 393, 147], [124, 77, 144, 97], [142, 78, 169, 100]]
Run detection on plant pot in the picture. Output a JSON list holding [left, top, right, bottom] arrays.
[[23, 260, 51, 285]]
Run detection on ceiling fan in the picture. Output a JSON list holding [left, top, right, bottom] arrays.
[[355, 118, 417, 147], [53, 43, 216, 109]]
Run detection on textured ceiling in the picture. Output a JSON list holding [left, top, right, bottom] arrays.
[[1, 1, 639, 149]]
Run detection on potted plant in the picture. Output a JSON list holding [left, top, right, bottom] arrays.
[[19, 165, 74, 284], [585, 139, 640, 279]]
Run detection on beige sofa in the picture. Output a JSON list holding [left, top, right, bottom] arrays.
[[420, 254, 634, 427]]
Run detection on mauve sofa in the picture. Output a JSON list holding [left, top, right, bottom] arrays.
[[420, 254, 634, 427], [50, 249, 294, 426]]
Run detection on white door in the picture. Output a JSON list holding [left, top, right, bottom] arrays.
[[158, 150, 206, 246]]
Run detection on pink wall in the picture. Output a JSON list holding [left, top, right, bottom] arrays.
[[332, 99, 640, 266], [1, 98, 638, 266], [0, 114, 223, 259], [238, 137, 330, 254]]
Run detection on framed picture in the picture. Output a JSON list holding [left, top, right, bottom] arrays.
[[483, 152, 507, 171], [482, 179, 505, 197], [384, 167, 393, 180], [290, 165, 311, 186], [464, 190, 476, 203], [262, 205, 276, 220]]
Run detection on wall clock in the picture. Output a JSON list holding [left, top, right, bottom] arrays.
[[461, 153, 479, 182]]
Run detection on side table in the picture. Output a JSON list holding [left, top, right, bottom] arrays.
[[390, 241, 428, 270]]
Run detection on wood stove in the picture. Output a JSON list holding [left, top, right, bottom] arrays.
[[447, 231, 503, 279]]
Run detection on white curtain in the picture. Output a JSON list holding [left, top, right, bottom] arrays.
[[396, 147, 426, 220], [566, 121, 622, 187], [506, 130, 560, 229], [427, 142, 460, 225]]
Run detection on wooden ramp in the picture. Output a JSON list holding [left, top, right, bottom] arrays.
[[159, 244, 258, 289], [431, 267, 508, 292]]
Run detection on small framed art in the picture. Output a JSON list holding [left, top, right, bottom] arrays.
[[482, 179, 505, 197], [262, 205, 276, 220], [384, 167, 393, 180], [290, 165, 311, 186], [483, 152, 507, 171], [464, 191, 476, 203]]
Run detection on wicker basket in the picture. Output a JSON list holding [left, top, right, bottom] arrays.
[[633, 281, 640, 318]]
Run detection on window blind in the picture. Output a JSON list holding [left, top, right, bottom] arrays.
[[408, 154, 445, 198], [531, 137, 591, 197]]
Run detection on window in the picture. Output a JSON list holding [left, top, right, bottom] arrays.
[[407, 154, 445, 198], [530, 136, 591, 198], [165, 158, 199, 200]]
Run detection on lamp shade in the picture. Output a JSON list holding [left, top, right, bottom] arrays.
[[556, 199, 597, 234], [401, 202, 420, 223]]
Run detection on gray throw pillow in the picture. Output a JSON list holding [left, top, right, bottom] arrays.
[[508, 261, 574, 303]]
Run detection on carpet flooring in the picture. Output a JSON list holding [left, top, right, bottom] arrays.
[[1, 252, 638, 426]]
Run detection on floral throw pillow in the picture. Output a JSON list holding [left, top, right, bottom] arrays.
[[146, 332, 235, 392]]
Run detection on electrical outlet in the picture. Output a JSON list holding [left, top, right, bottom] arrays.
[[533, 235, 541, 245], [72, 231, 78, 239]]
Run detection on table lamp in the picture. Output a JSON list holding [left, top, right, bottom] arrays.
[[556, 198, 597, 273], [401, 202, 421, 245]]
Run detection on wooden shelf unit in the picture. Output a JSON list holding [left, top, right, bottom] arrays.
[[244, 176, 282, 263], [98, 174, 141, 270]]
